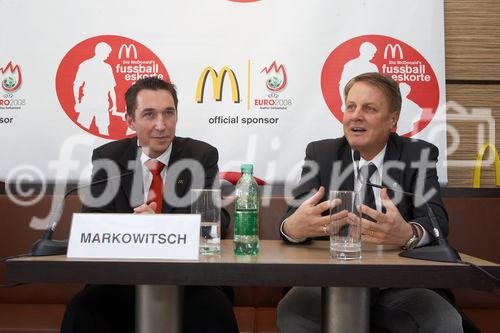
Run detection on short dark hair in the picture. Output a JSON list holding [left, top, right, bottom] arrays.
[[125, 77, 178, 117], [344, 72, 402, 113]]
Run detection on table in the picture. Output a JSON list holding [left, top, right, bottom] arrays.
[[6, 240, 500, 333]]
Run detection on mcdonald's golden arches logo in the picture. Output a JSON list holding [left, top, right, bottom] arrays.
[[472, 143, 500, 188], [118, 44, 138, 59], [383, 43, 404, 59], [195, 66, 240, 103]]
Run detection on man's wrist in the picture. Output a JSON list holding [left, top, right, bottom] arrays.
[[412, 223, 423, 239], [280, 218, 306, 243], [282, 217, 297, 239], [402, 223, 420, 250]]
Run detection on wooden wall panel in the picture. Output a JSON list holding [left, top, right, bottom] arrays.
[[446, 84, 500, 187], [444, 0, 500, 80], [444, 0, 500, 187]]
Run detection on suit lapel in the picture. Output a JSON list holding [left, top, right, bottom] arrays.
[[382, 133, 403, 190], [381, 134, 404, 213], [162, 137, 184, 213], [337, 138, 355, 191], [118, 138, 144, 209]]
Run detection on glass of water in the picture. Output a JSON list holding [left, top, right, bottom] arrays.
[[329, 191, 362, 260], [191, 189, 221, 256]]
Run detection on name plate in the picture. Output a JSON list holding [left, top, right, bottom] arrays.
[[67, 213, 200, 260]]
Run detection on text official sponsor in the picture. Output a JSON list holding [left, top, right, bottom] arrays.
[[197, 61, 290, 126]]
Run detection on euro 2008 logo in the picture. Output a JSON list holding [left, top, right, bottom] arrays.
[[1, 61, 22, 92], [56, 35, 170, 140], [321, 35, 439, 137]]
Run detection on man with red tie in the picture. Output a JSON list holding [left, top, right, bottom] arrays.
[[61, 77, 238, 333]]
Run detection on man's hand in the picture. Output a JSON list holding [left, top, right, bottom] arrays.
[[133, 202, 157, 214], [283, 187, 347, 239], [358, 188, 413, 246]]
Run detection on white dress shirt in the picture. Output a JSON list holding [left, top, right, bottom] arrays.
[[354, 146, 386, 212], [352, 147, 429, 247], [282, 145, 429, 246]]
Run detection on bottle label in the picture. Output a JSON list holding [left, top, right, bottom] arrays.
[[234, 210, 258, 236]]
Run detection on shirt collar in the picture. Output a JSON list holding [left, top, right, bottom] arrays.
[[360, 145, 386, 170], [139, 142, 172, 167], [351, 144, 387, 179]]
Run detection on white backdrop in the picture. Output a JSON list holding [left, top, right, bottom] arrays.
[[0, 0, 447, 184]]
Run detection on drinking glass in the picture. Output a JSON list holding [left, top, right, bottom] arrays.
[[191, 189, 221, 256], [329, 191, 362, 260]]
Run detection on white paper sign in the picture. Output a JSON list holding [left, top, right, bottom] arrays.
[[67, 213, 200, 260]]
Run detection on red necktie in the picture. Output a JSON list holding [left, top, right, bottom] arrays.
[[145, 159, 165, 213]]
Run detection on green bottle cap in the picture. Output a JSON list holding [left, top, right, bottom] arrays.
[[241, 164, 254, 174]]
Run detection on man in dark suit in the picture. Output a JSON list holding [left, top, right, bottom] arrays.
[[277, 72, 464, 332], [61, 77, 238, 333]]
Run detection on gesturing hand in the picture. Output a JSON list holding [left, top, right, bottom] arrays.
[[359, 188, 413, 246], [283, 187, 347, 239]]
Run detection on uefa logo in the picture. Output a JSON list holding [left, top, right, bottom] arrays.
[[253, 60, 292, 110], [260, 61, 287, 94], [1, 61, 22, 93]]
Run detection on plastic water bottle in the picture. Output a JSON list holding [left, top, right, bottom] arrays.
[[233, 164, 259, 256]]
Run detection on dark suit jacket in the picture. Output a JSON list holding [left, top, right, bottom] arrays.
[[81, 136, 230, 234], [281, 133, 448, 244]]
